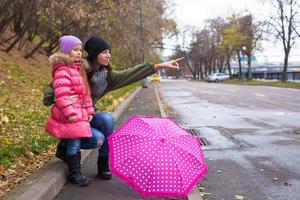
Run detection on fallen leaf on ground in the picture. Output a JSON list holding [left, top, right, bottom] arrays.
[[197, 186, 205, 192], [284, 181, 291, 186], [234, 195, 245, 200], [2, 115, 9, 123], [203, 192, 211, 195]]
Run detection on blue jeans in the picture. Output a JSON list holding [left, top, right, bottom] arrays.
[[66, 112, 114, 156], [90, 112, 115, 157], [66, 127, 105, 156]]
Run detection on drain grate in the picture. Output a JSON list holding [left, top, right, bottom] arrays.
[[185, 128, 208, 146]]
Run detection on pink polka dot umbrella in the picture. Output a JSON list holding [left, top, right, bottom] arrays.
[[108, 116, 208, 198]]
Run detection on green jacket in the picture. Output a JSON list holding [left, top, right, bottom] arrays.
[[43, 62, 156, 107]]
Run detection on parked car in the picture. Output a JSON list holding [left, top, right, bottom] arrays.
[[205, 73, 230, 82], [151, 74, 161, 82], [185, 75, 194, 80]]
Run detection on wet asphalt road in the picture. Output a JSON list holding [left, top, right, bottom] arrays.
[[158, 80, 300, 200]]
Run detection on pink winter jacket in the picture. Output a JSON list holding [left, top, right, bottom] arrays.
[[45, 53, 95, 138]]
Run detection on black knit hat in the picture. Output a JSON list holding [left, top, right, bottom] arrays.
[[84, 36, 110, 63]]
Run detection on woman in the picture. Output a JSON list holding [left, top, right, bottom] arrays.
[[43, 36, 182, 180]]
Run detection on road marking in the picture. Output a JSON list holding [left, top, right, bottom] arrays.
[[227, 89, 237, 92], [255, 93, 266, 97], [272, 112, 285, 115], [244, 117, 277, 128]]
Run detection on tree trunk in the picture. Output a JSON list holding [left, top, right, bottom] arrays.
[[199, 62, 204, 79], [282, 52, 289, 81], [0, 18, 10, 34], [4, 29, 26, 52], [208, 61, 212, 75], [182, 51, 196, 78], [237, 50, 243, 81], [185, 61, 196, 78], [24, 39, 46, 59], [220, 55, 225, 72], [204, 62, 208, 76], [247, 54, 252, 80], [213, 59, 216, 73], [226, 58, 232, 79], [18, 36, 30, 50], [194, 64, 198, 79], [217, 57, 223, 72], [4, 34, 18, 43], [46, 43, 59, 55]]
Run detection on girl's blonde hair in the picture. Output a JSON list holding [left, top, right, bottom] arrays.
[[79, 60, 91, 97]]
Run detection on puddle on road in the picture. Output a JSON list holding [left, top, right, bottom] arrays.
[[200, 127, 236, 150]]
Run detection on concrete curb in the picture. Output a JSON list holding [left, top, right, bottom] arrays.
[[3, 87, 142, 200], [153, 83, 167, 117], [153, 84, 204, 200]]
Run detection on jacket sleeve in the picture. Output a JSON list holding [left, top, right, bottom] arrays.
[[85, 97, 95, 115], [53, 68, 76, 118], [109, 62, 156, 91]]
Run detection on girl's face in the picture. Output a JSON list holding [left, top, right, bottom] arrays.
[[69, 44, 82, 61], [97, 49, 111, 66]]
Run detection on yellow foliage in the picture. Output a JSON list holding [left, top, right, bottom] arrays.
[[1, 115, 9, 123]]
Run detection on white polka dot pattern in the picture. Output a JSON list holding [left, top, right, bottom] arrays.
[[108, 116, 208, 198]]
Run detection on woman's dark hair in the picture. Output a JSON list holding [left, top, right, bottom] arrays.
[[89, 57, 112, 73], [86, 57, 113, 85]]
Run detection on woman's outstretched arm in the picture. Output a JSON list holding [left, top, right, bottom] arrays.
[[153, 57, 184, 71]]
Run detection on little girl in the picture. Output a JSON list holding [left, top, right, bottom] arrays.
[[45, 35, 104, 186]]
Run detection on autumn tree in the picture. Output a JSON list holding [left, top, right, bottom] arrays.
[[182, 18, 226, 80], [102, 0, 175, 68], [190, 29, 213, 78], [206, 17, 226, 74], [0, 0, 175, 66], [265, 0, 300, 81], [238, 14, 263, 80], [218, 14, 260, 81]]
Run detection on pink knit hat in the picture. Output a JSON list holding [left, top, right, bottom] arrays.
[[58, 35, 82, 54]]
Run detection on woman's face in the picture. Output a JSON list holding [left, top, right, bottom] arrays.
[[97, 49, 111, 66]]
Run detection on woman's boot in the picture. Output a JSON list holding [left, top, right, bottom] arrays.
[[66, 153, 90, 186], [56, 139, 67, 162], [97, 156, 111, 180]]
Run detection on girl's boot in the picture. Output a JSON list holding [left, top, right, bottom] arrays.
[[66, 153, 90, 186], [97, 156, 111, 180]]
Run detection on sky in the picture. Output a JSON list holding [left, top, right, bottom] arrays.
[[164, 0, 300, 64]]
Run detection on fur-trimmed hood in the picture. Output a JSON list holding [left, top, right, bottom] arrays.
[[49, 52, 90, 71]]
